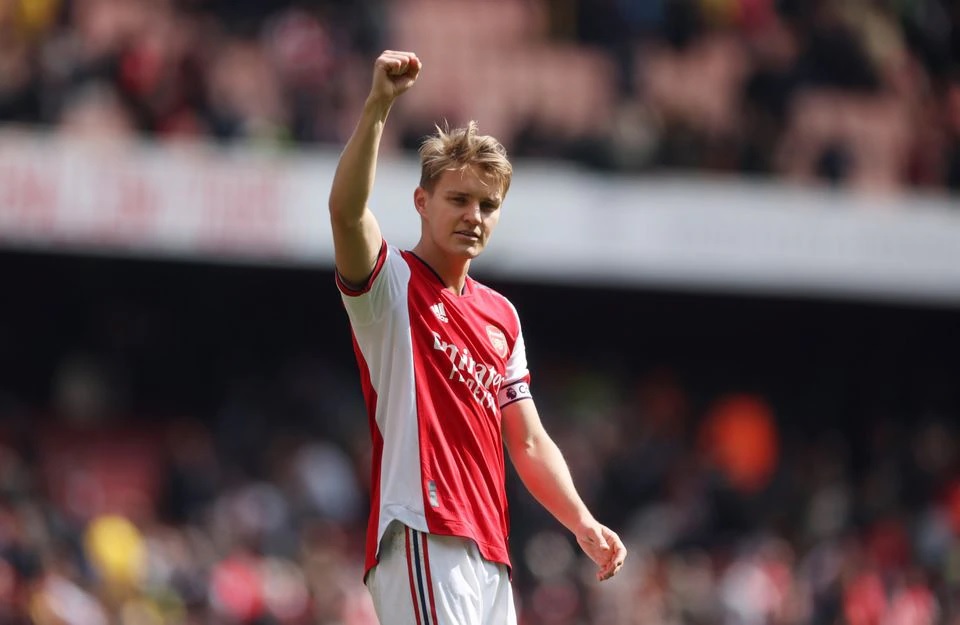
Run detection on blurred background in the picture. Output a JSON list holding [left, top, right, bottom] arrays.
[[2, 0, 960, 624]]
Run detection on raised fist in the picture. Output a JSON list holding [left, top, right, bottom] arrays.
[[370, 50, 422, 102]]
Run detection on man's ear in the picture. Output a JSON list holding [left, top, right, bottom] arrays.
[[414, 186, 428, 217]]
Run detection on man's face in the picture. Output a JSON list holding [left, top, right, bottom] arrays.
[[415, 165, 503, 260]]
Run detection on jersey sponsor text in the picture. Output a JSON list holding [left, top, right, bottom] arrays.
[[432, 331, 503, 411]]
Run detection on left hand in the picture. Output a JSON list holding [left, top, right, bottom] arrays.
[[576, 523, 627, 581]]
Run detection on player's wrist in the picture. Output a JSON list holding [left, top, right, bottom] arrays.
[[570, 513, 599, 537], [363, 93, 394, 120]]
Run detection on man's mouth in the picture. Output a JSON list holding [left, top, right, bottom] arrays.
[[455, 231, 480, 240]]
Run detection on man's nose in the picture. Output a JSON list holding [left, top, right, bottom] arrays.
[[463, 203, 482, 223]]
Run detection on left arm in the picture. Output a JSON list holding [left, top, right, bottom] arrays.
[[502, 398, 627, 581]]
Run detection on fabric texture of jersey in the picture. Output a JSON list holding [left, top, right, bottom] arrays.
[[337, 241, 533, 576]]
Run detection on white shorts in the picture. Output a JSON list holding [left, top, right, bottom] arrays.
[[366, 522, 517, 625]]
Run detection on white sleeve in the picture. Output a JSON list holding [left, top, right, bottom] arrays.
[[498, 327, 532, 408], [337, 242, 410, 327]]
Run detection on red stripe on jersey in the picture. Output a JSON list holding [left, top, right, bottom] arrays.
[[354, 332, 383, 577]]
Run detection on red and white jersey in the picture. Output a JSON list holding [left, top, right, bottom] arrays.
[[337, 241, 533, 577]]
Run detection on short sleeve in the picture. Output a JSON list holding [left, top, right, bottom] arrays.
[[338, 242, 409, 327], [498, 327, 532, 408]]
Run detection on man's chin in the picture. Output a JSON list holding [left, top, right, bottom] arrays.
[[449, 243, 483, 259]]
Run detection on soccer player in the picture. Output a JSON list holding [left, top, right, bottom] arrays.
[[329, 49, 627, 625]]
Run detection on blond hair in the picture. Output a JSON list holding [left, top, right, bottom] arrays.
[[418, 121, 513, 196]]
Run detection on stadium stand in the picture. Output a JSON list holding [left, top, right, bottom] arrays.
[[2, 0, 960, 190]]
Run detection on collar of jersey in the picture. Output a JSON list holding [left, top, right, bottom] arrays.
[[407, 251, 471, 297]]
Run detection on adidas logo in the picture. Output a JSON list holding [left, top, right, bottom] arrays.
[[430, 302, 448, 323]]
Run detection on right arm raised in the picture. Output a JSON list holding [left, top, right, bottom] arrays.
[[328, 50, 422, 288]]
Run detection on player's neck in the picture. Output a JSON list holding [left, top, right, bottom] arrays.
[[411, 243, 470, 295]]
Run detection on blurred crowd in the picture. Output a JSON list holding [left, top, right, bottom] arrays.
[[2, 0, 960, 193], [0, 347, 958, 625], [0, 0, 383, 145]]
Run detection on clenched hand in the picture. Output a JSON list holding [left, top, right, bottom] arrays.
[[369, 50, 422, 104]]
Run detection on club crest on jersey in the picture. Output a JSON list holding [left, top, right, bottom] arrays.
[[486, 325, 508, 358], [430, 302, 448, 323]]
